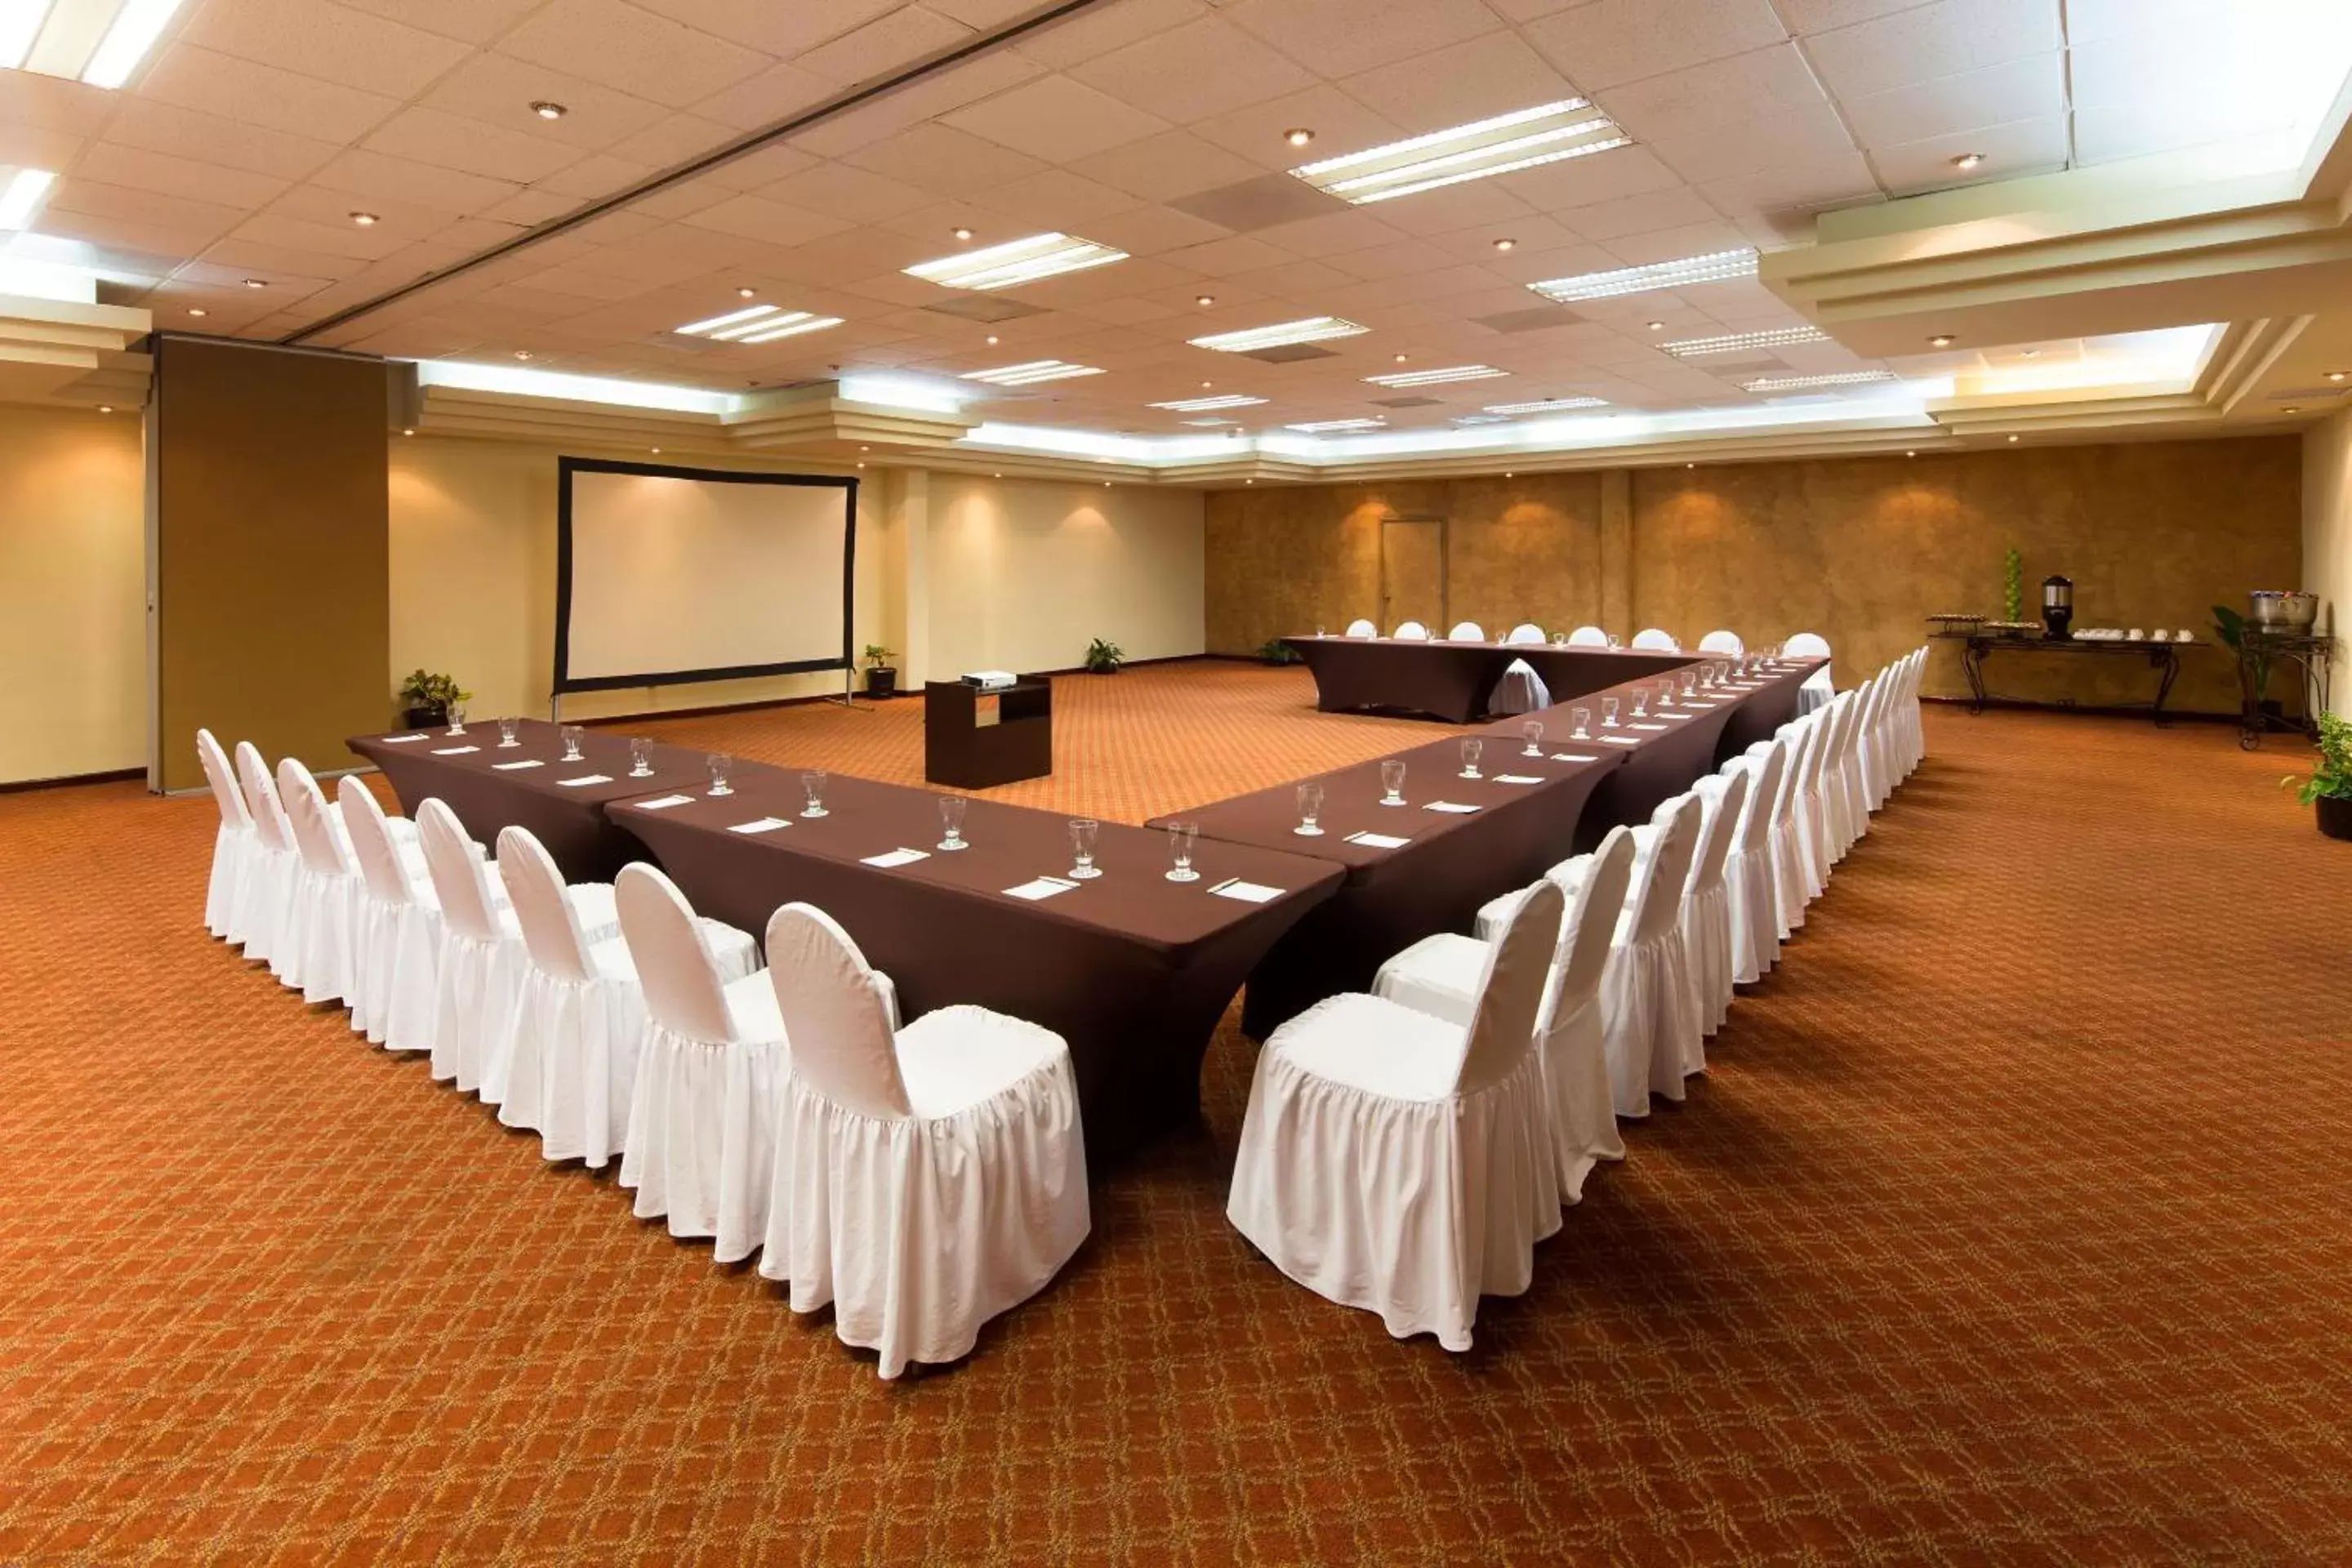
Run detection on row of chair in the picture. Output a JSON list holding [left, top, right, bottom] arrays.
[[195, 733, 1089, 1379], [1223, 646, 1930, 1349], [1339, 621, 1838, 719]]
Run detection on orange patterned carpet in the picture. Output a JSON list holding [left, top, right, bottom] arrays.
[[3, 662, 2350, 1566]]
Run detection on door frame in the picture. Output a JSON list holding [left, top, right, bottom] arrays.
[[1379, 512, 1449, 635]]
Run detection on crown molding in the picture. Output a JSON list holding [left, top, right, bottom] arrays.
[[0, 294, 152, 407]]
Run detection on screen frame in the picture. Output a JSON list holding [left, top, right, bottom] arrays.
[[552, 456, 858, 695]]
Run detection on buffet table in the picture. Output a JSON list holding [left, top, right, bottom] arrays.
[[1940, 630, 2193, 726]]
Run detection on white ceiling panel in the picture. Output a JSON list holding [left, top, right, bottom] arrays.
[[310, 149, 523, 216], [626, 0, 911, 57], [363, 106, 587, 184], [1185, 84, 1405, 173], [178, 0, 475, 100], [495, 0, 777, 109], [1800, 0, 2060, 102], [1337, 32, 1575, 137], [1870, 116, 2069, 195], [942, 74, 1172, 162], [1067, 16, 1320, 124], [1523, 0, 1790, 91], [327, 0, 551, 46], [758, 160, 938, 224], [791, 7, 976, 87], [1065, 128, 1265, 203], [416, 53, 676, 152], [1014, 0, 1208, 70], [1837, 56, 2066, 150], [1222, 0, 1503, 79], [842, 122, 1049, 194], [1597, 42, 1833, 145], [139, 43, 403, 142]]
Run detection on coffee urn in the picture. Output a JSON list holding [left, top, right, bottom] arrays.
[[2042, 574, 2074, 639]]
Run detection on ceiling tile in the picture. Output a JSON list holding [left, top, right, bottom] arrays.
[[1869, 115, 2069, 194], [794, 7, 976, 86], [363, 106, 588, 184], [0, 119, 85, 174], [1015, 0, 1209, 69], [1069, 16, 1320, 124], [1523, 0, 1790, 91], [842, 122, 1049, 194], [177, 0, 475, 99], [1803, 0, 2060, 100], [1066, 128, 1266, 204], [1076, 203, 1236, 256], [417, 52, 676, 152], [139, 43, 405, 143], [1338, 32, 1576, 136], [330, 0, 552, 46], [695, 60, 843, 136], [942, 74, 1172, 162], [626, 0, 906, 55], [496, 0, 777, 108], [1187, 84, 1406, 172], [310, 149, 523, 216], [1838, 56, 2066, 148], [757, 161, 936, 224], [1646, 100, 1859, 185], [980, 167, 1146, 227], [0, 70, 127, 140], [96, 100, 347, 183], [1772, 0, 1943, 32], [1597, 42, 1833, 144], [69, 143, 293, 211], [1222, 0, 1504, 78]]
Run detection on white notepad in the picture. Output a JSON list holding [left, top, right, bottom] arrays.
[[556, 774, 612, 787], [861, 847, 930, 868], [430, 746, 479, 755], [492, 759, 545, 770], [1494, 773, 1544, 785], [1601, 735, 1642, 746], [1630, 722, 1669, 732], [1210, 879, 1284, 903], [728, 817, 791, 835], [378, 734, 427, 744], [1003, 875, 1078, 901], [1550, 753, 1601, 764], [632, 795, 694, 811], [1423, 800, 1479, 814], [1345, 830, 1410, 849], [1657, 711, 1694, 722]]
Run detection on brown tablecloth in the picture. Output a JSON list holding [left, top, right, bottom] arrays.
[[1510, 644, 1699, 701], [1152, 733, 1621, 1036], [349, 718, 709, 882], [1283, 636, 1517, 723], [608, 764, 1344, 1161]]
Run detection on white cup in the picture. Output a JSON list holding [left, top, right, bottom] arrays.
[[2127, 628, 2144, 640], [2177, 629, 2194, 642]]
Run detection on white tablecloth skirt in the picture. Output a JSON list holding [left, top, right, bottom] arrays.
[[207, 822, 251, 942], [348, 890, 441, 1056], [1602, 929, 1699, 1117], [1725, 842, 1780, 986], [430, 928, 528, 1096]]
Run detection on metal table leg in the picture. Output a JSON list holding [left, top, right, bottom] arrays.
[[2150, 647, 2179, 726], [1962, 639, 1989, 715]]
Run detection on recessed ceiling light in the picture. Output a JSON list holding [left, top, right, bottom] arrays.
[[514, 350, 532, 360], [1200, 381, 1213, 388], [962, 359, 1104, 386], [97, 404, 113, 413], [1392, 353, 1409, 364], [1646, 320, 1665, 332], [1492, 238, 1516, 252], [0, 167, 57, 230], [1503, 472, 1514, 479], [1686, 462, 1695, 469], [1740, 370, 1896, 392], [1661, 326, 1829, 359], [350, 211, 378, 226], [1290, 99, 1631, 205], [985, 334, 1000, 345], [1283, 127, 1315, 147], [532, 101, 567, 120], [243, 278, 266, 288], [402, 427, 414, 436], [1483, 397, 1608, 416], [952, 227, 974, 241], [1365, 363, 1508, 389], [905, 232, 1127, 290], [2284, 405, 2303, 414], [1952, 152, 1984, 171], [733, 313, 845, 345], [1530, 247, 1759, 304], [1906, 450, 1917, 457], [2008, 434, 2020, 443], [736, 286, 756, 299], [187, 306, 207, 317], [2330, 371, 2349, 383], [1195, 294, 1214, 306], [650, 446, 662, 454], [860, 445, 871, 452], [1191, 317, 1368, 353], [1285, 417, 1387, 433], [1150, 394, 1267, 412], [1928, 334, 1956, 347]]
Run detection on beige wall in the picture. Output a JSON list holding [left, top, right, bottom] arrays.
[[0, 403, 145, 785], [1206, 436, 2303, 715], [2305, 411, 2352, 719]]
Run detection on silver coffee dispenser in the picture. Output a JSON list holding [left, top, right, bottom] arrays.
[[2042, 574, 2074, 639]]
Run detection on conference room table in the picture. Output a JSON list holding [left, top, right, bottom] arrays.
[[349, 718, 710, 882], [1282, 634, 1701, 723], [605, 765, 1344, 1161]]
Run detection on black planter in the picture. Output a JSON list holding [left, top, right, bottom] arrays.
[[402, 703, 444, 729], [2319, 794, 2352, 842], [864, 667, 898, 699]]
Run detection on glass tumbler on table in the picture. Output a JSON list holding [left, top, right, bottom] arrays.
[[445, 701, 467, 736], [1657, 679, 1676, 711], [1571, 706, 1592, 740], [1068, 817, 1101, 879], [1601, 697, 1621, 728], [628, 739, 652, 777], [497, 716, 520, 748], [800, 770, 829, 818], [1294, 782, 1325, 836], [706, 754, 733, 796], [559, 724, 584, 762], [1521, 720, 1544, 757], [1459, 738, 1483, 779], [1379, 759, 1406, 805], [1630, 688, 1649, 719], [1165, 822, 1199, 882], [938, 795, 968, 851]]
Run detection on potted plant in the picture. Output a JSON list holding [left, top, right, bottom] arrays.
[[1258, 638, 1301, 666], [2283, 710, 2352, 840], [861, 643, 898, 699], [397, 669, 469, 729], [1083, 636, 1125, 674]]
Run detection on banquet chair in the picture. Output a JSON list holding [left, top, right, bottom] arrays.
[[232, 742, 301, 973], [1679, 768, 1749, 1038], [1489, 622, 1553, 715], [1345, 618, 1378, 638], [1722, 740, 1788, 984], [1393, 620, 1432, 640], [1826, 684, 1870, 861], [1506, 622, 1545, 644], [1227, 881, 1565, 1352], [758, 903, 1087, 1379], [417, 798, 533, 1097], [1750, 733, 1810, 937], [1602, 794, 1704, 1116], [1784, 631, 1835, 712], [340, 776, 442, 1054], [196, 729, 255, 944], [276, 757, 359, 1007], [498, 828, 758, 1166], [616, 864, 789, 1254], [1630, 628, 1679, 652], [1446, 621, 1486, 641], [1697, 629, 1745, 657], [1375, 826, 1636, 1201], [1566, 626, 1610, 647], [1787, 700, 1840, 898]]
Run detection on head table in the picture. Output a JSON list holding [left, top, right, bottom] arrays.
[[1283, 634, 1702, 724]]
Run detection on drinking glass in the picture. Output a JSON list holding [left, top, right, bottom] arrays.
[[1521, 720, 1544, 757], [628, 739, 652, 777], [1657, 679, 1676, 710], [1314, 624, 1325, 638], [938, 795, 968, 851], [1607, 634, 1622, 649], [1630, 688, 1649, 719], [445, 701, 467, 736], [706, 754, 733, 797], [1679, 670, 1698, 698], [1552, 631, 1566, 647], [1459, 738, 1483, 779], [1165, 822, 1199, 882], [497, 716, 520, 748], [1379, 759, 1406, 805], [1294, 782, 1325, 836], [1068, 817, 1101, 879], [559, 725, 584, 762], [1570, 706, 1592, 740], [1601, 697, 1621, 728], [800, 770, 829, 818]]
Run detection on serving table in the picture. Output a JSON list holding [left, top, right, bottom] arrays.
[[1939, 630, 2191, 726]]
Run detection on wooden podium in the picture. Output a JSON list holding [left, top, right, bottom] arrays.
[[924, 677, 1053, 788]]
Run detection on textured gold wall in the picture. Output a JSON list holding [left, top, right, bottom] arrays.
[[1205, 436, 2302, 714]]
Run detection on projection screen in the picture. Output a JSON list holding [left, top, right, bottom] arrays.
[[554, 457, 857, 694]]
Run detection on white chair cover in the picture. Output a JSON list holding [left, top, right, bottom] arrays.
[[197, 728, 253, 943], [1785, 630, 1835, 712], [1373, 826, 1637, 1202], [233, 742, 300, 972], [1630, 628, 1679, 652], [1697, 629, 1744, 656], [1682, 769, 1749, 1038], [1566, 626, 1609, 647], [1446, 621, 1486, 641], [1605, 795, 1703, 1116], [1505, 623, 1544, 644], [339, 775, 442, 1054], [616, 864, 784, 1257], [1392, 621, 1431, 640], [1723, 741, 1788, 984], [1227, 881, 1565, 1352], [276, 757, 357, 1007], [758, 904, 1089, 1379], [418, 798, 530, 1097], [1344, 618, 1377, 638], [1753, 730, 1809, 937], [1786, 707, 1837, 903]]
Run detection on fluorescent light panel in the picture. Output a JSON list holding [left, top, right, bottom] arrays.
[[1290, 99, 1631, 206], [1483, 397, 1610, 415], [1530, 247, 1758, 304], [1740, 370, 1895, 392], [1285, 417, 1386, 433], [1149, 394, 1267, 412], [672, 304, 844, 343], [904, 232, 1127, 291], [1191, 316, 1367, 353], [0, 165, 56, 230], [3, 0, 185, 85], [1662, 326, 1829, 359], [962, 359, 1103, 386], [1363, 364, 1508, 389], [731, 313, 843, 344]]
